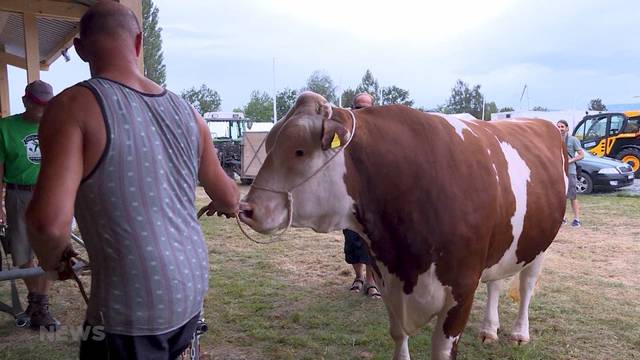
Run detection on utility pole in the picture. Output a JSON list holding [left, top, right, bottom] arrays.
[[272, 58, 277, 123]]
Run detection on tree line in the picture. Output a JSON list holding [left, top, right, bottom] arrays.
[[142, 0, 610, 122]]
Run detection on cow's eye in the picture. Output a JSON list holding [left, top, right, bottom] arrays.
[[295, 149, 305, 157]]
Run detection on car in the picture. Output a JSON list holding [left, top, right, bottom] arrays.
[[576, 152, 635, 194]]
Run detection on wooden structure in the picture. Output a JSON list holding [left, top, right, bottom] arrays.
[[0, 0, 142, 117], [241, 131, 269, 183]]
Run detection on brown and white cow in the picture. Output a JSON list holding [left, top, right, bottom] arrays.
[[239, 92, 567, 360]]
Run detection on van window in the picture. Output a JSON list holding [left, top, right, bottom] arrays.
[[609, 115, 624, 135], [582, 116, 608, 141], [622, 116, 640, 133]]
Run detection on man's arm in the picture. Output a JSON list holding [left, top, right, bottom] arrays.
[[194, 110, 239, 216], [26, 88, 85, 271], [569, 137, 585, 163]]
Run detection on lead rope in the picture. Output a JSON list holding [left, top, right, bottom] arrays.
[[232, 108, 357, 245]]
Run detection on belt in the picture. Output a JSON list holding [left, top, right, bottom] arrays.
[[5, 183, 35, 191]]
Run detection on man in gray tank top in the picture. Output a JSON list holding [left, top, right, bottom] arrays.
[[25, 2, 239, 359]]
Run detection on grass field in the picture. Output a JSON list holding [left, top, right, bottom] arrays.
[[1, 187, 639, 359]]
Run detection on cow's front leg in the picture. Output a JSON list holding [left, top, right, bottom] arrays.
[[431, 293, 474, 360], [387, 307, 410, 360], [480, 279, 502, 343], [511, 254, 545, 344]]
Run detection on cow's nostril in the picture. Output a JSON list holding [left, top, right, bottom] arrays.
[[241, 208, 254, 219], [239, 202, 254, 219]]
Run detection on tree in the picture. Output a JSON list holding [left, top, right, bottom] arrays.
[[180, 84, 221, 114], [276, 88, 298, 119], [483, 101, 498, 121], [441, 79, 484, 118], [142, 0, 166, 86], [340, 88, 356, 108], [355, 70, 380, 103], [588, 98, 607, 111], [244, 90, 273, 122], [381, 85, 414, 106], [499, 106, 515, 112], [531, 106, 549, 111], [304, 70, 337, 103]]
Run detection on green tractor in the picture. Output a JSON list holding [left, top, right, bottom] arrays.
[[204, 112, 252, 179]]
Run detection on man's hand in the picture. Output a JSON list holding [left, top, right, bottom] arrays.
[[54, 245, 80, 281], [197, 201, 237, 219]]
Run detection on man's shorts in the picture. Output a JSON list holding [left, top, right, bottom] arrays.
[[567, 174, 577, 200], [6, 188, 34, 266], [343, 229, 372, 265], [80, 313, 200, 360]]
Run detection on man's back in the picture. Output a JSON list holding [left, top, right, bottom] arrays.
[[74, 78, 207, 335]]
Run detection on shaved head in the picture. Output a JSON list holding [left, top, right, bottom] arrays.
[[79, 1, 140, 41], [74, 1, 143, 73]]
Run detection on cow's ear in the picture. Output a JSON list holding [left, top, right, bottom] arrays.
[[319, 103, 349, 150]]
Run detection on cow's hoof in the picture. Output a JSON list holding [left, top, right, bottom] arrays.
[[480, 330, 499, 344], [509, 333, 530, 345]]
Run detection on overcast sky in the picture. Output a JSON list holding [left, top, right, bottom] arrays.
[[7, 0, 640, 114]]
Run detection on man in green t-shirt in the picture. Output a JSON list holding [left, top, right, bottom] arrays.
[[0, 80, 58, 330]]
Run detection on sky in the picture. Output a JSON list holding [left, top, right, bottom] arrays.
[[6, 0, 640, 115]]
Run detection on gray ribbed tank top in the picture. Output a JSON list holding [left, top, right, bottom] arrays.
[[75, 78, 208, 335]]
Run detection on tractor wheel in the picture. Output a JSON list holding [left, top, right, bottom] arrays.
[[616, 148, 640, 177]]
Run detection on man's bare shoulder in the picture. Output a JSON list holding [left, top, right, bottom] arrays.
[[44, 85, 101, 127]]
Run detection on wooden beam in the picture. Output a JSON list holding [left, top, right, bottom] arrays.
[[23, 13, 40, 82], [0, 51, 49, 71], [117, 0, 144, 72], [42, 26, 79, 66], [0, 46, 9, 117], [0, 0, 88, 22], [0, 12, 9, 34]]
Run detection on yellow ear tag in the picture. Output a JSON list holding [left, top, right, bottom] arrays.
[[330, 133, 341, 149]]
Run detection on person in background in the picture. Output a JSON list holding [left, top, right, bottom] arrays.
[[25, 2, 238, 358], [0, 80, 59, 331], [557, 119, 584, 227], [343, 93, 381, 299]]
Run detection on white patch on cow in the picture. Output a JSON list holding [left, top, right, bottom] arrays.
[[430, 113, 478, 140], [487, 148, 500, 184], [377, 262, 453, 336], [481, 141, 531, 281]]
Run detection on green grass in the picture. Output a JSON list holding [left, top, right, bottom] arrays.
[[1, 190, 639, 359]]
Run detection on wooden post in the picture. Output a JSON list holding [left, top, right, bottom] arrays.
[[0, 46, 9, 117], [23, 13, 40, 83], [118, 0, 144, 72]]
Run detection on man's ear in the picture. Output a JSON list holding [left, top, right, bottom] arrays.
[[319, 102, 350, 150], [134, 32, 142, 58], [73, 38, 88, 62]]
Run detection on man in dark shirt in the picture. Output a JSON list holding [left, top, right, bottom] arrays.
[[344, 93, 380, 299]]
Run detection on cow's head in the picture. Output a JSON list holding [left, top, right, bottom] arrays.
[[239, 92, 358, 234]]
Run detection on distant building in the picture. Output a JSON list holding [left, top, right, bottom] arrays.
[[491, 110, 599, 129]]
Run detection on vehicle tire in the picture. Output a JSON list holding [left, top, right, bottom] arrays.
[[576, 171, 593, 194], [615, 148, 640, 177]]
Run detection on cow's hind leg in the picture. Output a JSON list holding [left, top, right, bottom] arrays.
[[388, 307, 410, 360], [480, 279, 502, 343], [511, 254, 545, 344], [431, 293, 473, 360]]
